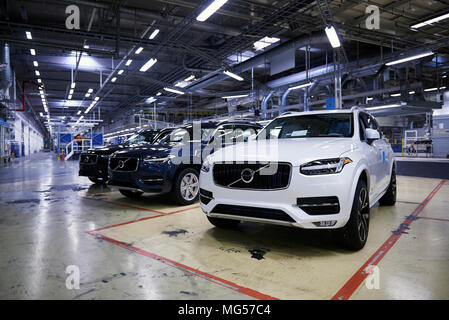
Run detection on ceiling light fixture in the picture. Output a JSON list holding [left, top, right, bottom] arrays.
[[33, 61, 38, 67], [164, 87, 185, 95], [149, 29, 160, 40], [111, 77, 117, 83], [222, 94, 249, 99], [223, 70, 244, 81], [26, 31, 32, 40], [411, 12, 449, 29], [288, 82, 313, 91], [30, 49, 36, 56], [125, 59, 132, 66], [325, 25, 341, 48], [135, 47, 144, 55], [196, 0, 229, 22], [385, 51, 434, 66], [118, 70, 124, 75], [140, 58, 157, 72]]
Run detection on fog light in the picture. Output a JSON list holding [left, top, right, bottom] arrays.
[[313, 220, 337, 227]]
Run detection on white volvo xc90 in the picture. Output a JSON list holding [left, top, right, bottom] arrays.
[[199, 108, 396, 250]]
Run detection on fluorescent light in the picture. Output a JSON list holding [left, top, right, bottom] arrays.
[[39, 112, 43, 117], [37, 78, 42, 83], [140, 58, 157, 72], [68, 95, 72, 100], [71, 82, 76, 89], [366, 104, 402, 110], [85, 93, 91, 98], [386, 51, 434, 66], [149, 29, 160, 40], [146, 97, 157, 104], [184, 75, 195, 82], [196, 0, 228, 22], [253, 36, 280, 51], [69, 89, 74, 95], [30, 49, 36, 55], [223, 70, 244, 81], [83, 44, 89, 49], [164, 87, 185, 95], [156, 92, 162, 96], [94, 97, 99, 101], [222, 94, 249, 99], [325, 25, 341, 48], [390, 93, 401, 97], [118, 69, 124, 75], [77, 110, 81, 115], [289, 82, 313, 90], [111, 77, 117, 82], [135, 47, 144, 55], [35, 70, 40, 76], [409, 91, 415, 95], [26, 31, 32, 40], [366, 97, 373, 101], [88, 88, 93, 93], [125, 59, 132, 66], [33, 61, 38, 67], [423, 87, 445, 92], [411, 12, 449, 29]]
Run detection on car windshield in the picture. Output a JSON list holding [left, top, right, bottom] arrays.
[[123, 131, 157, 145], [158, 127, 215, 145], [257, 113, 353, 139]]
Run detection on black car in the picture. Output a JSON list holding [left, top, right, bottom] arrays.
[[79, 128, 171, 184], [107, 121, 262, 205]]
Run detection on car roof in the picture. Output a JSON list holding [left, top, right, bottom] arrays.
[[278, 109, 356, 119]]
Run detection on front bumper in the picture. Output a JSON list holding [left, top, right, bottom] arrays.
[[107, 159, 175, 194], [199, 164, 356, 229], [79, 155, 109, 180]]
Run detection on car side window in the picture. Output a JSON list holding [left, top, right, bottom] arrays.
[[359, 115, 367, 142], [233, 125, 258, 142]]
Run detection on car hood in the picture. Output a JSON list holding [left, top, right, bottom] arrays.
[[111, 144, 173, 159], [208, 138, 357, 166]]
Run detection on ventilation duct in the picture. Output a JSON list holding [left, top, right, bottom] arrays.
[[0, 42, 12, 96]]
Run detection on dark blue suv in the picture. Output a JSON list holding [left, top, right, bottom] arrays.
[[107, 121, 262, 205]]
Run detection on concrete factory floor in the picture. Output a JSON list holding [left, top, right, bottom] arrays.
[[0, 152, 448, 300]]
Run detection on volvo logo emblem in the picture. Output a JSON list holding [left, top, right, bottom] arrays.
[[241, 168, 255, 184], [118, 160, 125, 169]]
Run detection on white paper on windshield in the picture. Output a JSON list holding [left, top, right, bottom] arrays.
[[290, 130, 308, 137]]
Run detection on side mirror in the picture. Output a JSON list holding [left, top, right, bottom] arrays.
[[247, 134, 257, 141], [365, 128, 380, 143]]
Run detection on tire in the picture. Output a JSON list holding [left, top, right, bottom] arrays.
[[379, 166, 397, 206], [332, 180, 370, 250], [207, 216, 240, 228], [88, 177, 101, 184], [119, 189, 143, 198], [171, 168, 200, 205]]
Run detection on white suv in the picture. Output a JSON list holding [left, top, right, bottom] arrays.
[[199, 109, 396, 250]]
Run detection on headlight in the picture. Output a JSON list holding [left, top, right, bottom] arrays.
[[143, 154, 174, 163], [300, 157, 352, 175], [201, 157, 211, 173]]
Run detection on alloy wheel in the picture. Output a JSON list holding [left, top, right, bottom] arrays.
[[357, 187, 369, 242], [180, 173, 199, 201]]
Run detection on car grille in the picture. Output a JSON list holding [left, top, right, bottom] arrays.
[[213, 162, 291, 190], [80, 154, 98, 164], [211, 204, 295, 222], [109, 157, 139, 171]]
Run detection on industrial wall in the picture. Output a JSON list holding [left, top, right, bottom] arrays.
[[11, 111, 44, 157]]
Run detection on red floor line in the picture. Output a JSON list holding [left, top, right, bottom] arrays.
[[87, 231, 278, 300], [331, 179, 446, 300]]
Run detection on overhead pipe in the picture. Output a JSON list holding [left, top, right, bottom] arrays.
[[261, 91, 274, 118], [59, 0, 242, 36], [188, 32, 329, 92]]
